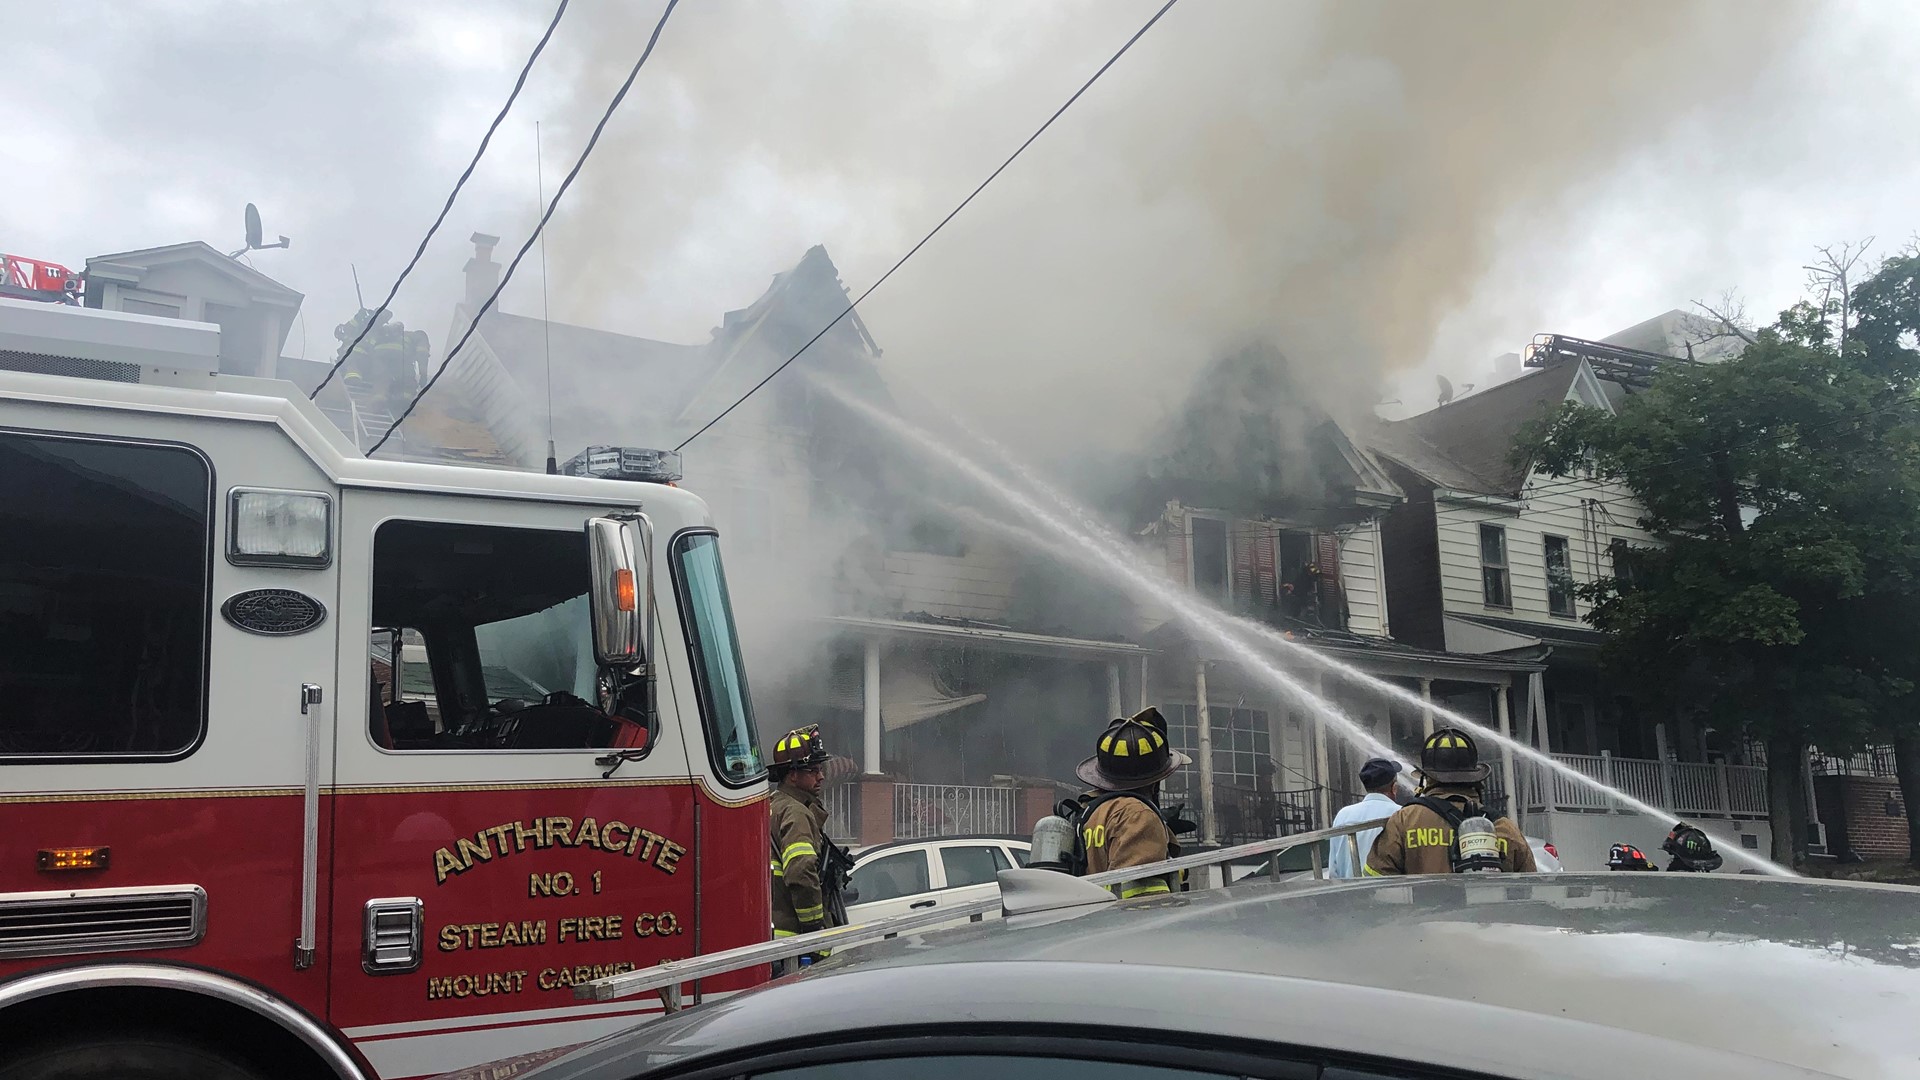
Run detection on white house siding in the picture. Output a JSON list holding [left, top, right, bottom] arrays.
[[882, 545, 1019, 623], [443, 331, 542, 468], [1337, 521, 1389, 638], [1434, 472, 1660, 626]]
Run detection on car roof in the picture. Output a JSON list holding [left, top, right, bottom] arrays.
[[852, 834, 1031, 860], [527, 873, 1920, 1080]]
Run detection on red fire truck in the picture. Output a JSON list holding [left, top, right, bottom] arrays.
[[0, 297, 772, 1079]]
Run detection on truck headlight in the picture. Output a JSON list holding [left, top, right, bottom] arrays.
[[228, 488, 332, 568]]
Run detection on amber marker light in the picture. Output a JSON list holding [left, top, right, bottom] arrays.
[[38, 847, 110, 872]]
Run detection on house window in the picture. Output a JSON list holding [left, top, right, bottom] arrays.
[[1161, 704, 1272, 803], [1609, 538, 1643, 589], [1543, 535, 1575, 617], [1479, 524, 1511, 609], [1190, 516, 1230, 601]]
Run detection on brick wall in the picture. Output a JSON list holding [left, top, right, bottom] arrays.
[[1815, 775, 1911, 860]]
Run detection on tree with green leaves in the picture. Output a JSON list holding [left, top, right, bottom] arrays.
[[1522, 248, 1920, 868]]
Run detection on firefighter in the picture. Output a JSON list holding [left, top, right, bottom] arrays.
[[1365, 727, 1537, 876], [768, 725, 841, 970], [1607, 842, 1658, 871], [1662, 821, 1724, 872], [1074, 707, 1193, 899]]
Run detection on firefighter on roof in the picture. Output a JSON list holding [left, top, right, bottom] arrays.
[[1075, 707, 1192, 898], [1365, 727, 1536, 875], [768, 725, 844, 962]]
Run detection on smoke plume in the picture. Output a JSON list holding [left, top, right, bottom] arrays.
[[539, 0, 1815, 454]]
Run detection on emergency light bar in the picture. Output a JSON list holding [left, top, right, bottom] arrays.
[[562, 446, 682, 484]]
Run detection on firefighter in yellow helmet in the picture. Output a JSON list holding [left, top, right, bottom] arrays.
[[768, 725, 844, 968], [1074, 707, 1193, 899], [1365, 727, 1536, 876]]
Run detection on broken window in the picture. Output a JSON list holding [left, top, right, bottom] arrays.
[[1479, 523, 1511, 609], [1190, 515, 1230, 601], [1543, 534, 1575, 617]]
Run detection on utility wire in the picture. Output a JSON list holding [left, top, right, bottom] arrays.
[[672, 0, 1185, 453], [370, 0, 680, 456], [312, 0, 570, 401]]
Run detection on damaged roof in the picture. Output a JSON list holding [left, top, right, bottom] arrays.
[[1371, 362, 1583, 497], [463, 244, 878, 452]]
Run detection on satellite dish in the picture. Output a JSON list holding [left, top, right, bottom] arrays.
[[1437, 374, 1455, 406], [230, 203, 291, 258]]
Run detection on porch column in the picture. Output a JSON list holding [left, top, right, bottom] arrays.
[[1106, 661, 1123, 721], [1420, 678, 1435, 737], [1654, 723, 1675, 812], [1529, 672, 1550, 755], [1137, 654, 1149, 711], [1497, 681, 1519, 830], [1313, 671, 1333, 828], [863, 638, 882, 774], [1195, 661, 1218, 845], [1802, 748, 1823, 849], [1530, 672, 1552, 810]]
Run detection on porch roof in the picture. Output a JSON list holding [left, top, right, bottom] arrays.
[[824, 614, 1147, 660], [1141, 619, 1545, 684]]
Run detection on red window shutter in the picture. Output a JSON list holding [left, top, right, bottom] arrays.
[[1255, 525, 1278, 611], [1231, 521, 1255, 608], [1315, 533, 1344, 628]]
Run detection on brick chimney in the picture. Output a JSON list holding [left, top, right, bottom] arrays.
[[464, 232, 501, 314]]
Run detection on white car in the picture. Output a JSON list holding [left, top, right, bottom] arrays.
[[844, 835, 1031, 928]]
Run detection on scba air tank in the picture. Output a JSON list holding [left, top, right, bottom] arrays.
[[1453, 815, 1504, 873], [1028, 814, 1076, 873]]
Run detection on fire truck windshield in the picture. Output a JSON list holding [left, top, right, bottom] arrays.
[[671, 530, 764, 785]]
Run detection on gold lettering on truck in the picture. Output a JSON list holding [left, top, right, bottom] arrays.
[[431, 818, 688, 884]]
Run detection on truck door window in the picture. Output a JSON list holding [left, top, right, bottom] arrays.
[[0, 432, 210, 759], [671, 530, 764, 784], [371, 520, 624, 751]]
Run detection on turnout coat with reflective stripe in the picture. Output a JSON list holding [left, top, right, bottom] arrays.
[[1083, 794, 1175, 898], [1363, 787, 1536, 876], [770, 785, 833, 935]]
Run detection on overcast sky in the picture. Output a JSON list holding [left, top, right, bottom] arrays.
[[6, 0, 1918, 457]]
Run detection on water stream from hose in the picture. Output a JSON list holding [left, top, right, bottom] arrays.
[[816, 379, 1790, 876]]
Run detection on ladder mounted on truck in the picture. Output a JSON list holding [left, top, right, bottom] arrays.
[[577, 819, 1382, 1012]]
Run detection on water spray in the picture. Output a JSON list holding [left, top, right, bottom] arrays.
[[818, 379, 1791, 876]]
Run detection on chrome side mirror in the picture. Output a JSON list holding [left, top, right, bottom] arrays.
[[586, 517, 648, 667]]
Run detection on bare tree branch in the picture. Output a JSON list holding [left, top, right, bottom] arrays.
[[1690, 291, 1758, 348], [1803, 237, 1875, 354]]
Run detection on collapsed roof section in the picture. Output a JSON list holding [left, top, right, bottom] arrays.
[[1131, 342, 1402, 528]]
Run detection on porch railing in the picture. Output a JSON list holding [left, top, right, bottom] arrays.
[[1522, 751, 1768, 819], [825, 782, 860, 845], [893, 783, 1017, 839]]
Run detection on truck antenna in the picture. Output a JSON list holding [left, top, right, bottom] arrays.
[[536, 120, 558, 476]]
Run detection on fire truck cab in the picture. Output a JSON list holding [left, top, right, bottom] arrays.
[[0, 298, 772, 1079]]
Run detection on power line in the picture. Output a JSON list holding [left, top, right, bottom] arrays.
[[672, 0, 1185, 454], [369, 0, 680, 457], [312, 0, 571, 401]]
